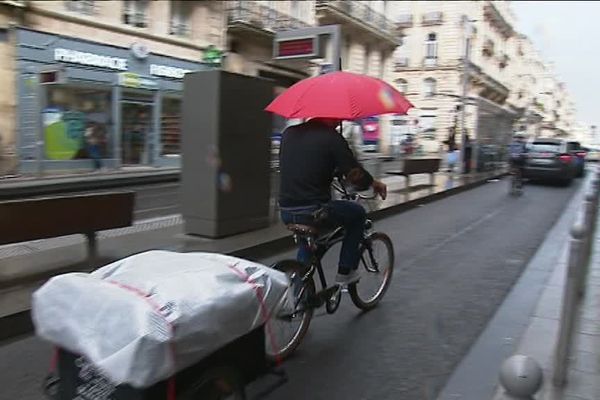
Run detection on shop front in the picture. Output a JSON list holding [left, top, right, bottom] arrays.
[[15, 28, 212, 174]]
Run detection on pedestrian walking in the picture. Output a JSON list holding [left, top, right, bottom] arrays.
[[84, 122, 103, 171], [463, 135, 473, 174]]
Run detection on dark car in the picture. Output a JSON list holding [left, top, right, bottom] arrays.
[[567, 140, 586, 177], [523, 138, 576, 185]]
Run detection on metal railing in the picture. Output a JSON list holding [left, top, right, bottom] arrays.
[[227, 1, 311, 33], [497, 168, 600, 397], [316, 0, 396, 38], [422, 11, 443, 26], [396, 13, 413, 28], [553, 169, 600, 386]]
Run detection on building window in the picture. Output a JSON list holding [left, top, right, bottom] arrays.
[[290, 0, 305, 21], [123, 0, 148, 28], [425, 33, 438, 66], [43, 86, 113, 161], [161, 97, 182, 156], [395, 79, 408, 94], [64, 0, 96, 15], [170, 0, 191, 37], [423, 78, 436, 97]]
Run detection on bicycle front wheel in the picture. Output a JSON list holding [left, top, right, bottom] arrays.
[[349, 232, 395, 310], [267, 260, 315, 361]]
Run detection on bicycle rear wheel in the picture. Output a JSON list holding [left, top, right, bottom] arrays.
[[349, 232, 394, 310], [267, 260, 315, 361]]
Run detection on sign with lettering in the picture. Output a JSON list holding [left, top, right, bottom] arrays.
[[274, 37, 318, 59], [149, 64, 191, 79], [54, 48, 128, 71], [118, 72, 158, 89]]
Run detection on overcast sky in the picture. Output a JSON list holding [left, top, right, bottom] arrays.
[[512, 1, 598, 129]]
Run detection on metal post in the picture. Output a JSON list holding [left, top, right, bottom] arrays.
[[331, 24, 341, 71], [553, 222, 585, 386], [460, 19, 472, 174], [579, 192, 596, 298], [86, 232, 98, 260]]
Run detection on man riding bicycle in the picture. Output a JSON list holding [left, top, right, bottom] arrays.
[[278, 118, 387, 285], [508, 133, 528, 181]]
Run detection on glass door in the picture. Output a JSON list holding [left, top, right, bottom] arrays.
[[121, 101, 152, 165]]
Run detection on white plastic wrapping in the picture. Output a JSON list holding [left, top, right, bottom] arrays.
[[32, 251, 289, 388]]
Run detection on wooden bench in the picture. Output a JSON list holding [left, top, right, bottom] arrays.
[[0, 191, 135, 258], [386, 158, 441, 187]]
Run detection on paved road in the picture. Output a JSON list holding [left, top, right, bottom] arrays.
[[0, 177, 579, 400]]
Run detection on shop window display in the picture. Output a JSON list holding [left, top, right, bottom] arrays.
[[161, 97, 182, 156], [43, 87, 112, 161]]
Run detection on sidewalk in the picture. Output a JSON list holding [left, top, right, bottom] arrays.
[[437, 173, 600, 400], [0, 169, 504, 341]]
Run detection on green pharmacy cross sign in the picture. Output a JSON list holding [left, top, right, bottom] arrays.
[[203, 45, 223, 65]]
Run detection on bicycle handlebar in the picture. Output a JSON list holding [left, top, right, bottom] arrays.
[[332, 179, 378, 201]]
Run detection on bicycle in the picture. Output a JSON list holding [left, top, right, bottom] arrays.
[[267, 179, 395, 360]]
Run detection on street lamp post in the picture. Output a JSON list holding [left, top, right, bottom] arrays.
[[461, 18, 475, 174]]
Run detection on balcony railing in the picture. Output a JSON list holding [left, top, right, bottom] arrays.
[[227, 1, 311, 34], [316, 0, 397, 41], [422, 11, 443, 26], [396, 14, 413, 28], [394, 57, 409, 69], [169, 21, 190, 37], [64, 0, 96, 15], [423, 57, 438, 67]]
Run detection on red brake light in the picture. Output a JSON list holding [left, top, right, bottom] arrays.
[[559, 154, 572, 163]]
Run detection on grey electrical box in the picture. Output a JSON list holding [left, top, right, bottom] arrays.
[[181, 70, 273, 238]]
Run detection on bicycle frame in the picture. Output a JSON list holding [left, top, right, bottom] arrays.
[[288, 177, 380, 309]]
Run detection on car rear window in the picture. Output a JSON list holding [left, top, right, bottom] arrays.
[[529, 143, 560, 153], [567, 142, 581, 151]]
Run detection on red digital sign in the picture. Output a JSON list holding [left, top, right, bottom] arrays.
[[275, 38, 317, 59]]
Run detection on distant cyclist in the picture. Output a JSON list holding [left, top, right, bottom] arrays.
[[508, 133, 528, 186]]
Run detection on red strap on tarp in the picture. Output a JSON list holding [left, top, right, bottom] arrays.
[[227, 262, 283, 368]]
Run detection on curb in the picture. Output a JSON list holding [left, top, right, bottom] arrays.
[[0, 171, 505, 344], [0, 170, 180, 200]]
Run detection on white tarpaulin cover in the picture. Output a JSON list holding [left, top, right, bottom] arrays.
[[32, 251, 289, 388]]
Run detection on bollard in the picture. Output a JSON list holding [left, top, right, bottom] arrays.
[[499, 355, 543, 399], [553, 222, 586, 386], [578, 192, 596, 298]]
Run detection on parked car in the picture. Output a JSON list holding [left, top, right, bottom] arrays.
[[586, 147, 600, 162], [524, 138, 576, 185], [566, 140, 586, 177]]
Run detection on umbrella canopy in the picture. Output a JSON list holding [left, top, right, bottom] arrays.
[[265, 71, 413, 120]]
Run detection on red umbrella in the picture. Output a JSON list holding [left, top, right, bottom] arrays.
[[265, 71, 413, 120]]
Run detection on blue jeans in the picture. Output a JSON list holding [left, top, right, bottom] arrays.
[[87, 144, 102, 170], [280, 200, 366, 274]]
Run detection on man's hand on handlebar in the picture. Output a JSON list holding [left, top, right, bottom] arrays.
[[372, 180, 387, 200]]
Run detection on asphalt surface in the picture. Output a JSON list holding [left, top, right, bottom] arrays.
[[0, 177, 579, 400]]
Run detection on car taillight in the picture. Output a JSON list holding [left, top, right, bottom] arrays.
[[559, 154, 572, 163]]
